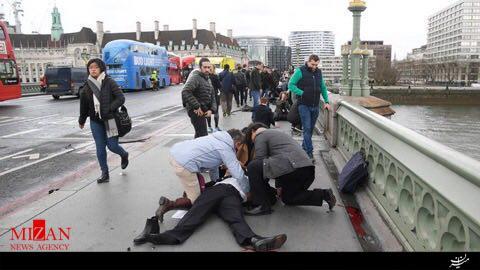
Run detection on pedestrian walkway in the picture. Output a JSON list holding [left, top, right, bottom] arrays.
[[0, 107, 362, 251]]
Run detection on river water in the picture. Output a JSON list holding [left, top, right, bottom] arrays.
[[391, 105, 480, 162]]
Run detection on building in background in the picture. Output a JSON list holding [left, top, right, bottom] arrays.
[[395, 45, 427, 85], [289, 31, 335, 67], [424, 0, 480, 85], [319, 56, 343, 85], [341, 40, 391, 79], [235, 36, 291, 70], [8, 7, 246, 83]]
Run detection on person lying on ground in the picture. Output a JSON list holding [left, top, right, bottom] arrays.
[[134, 177, 287, 252], [155, 129, 247, 222]]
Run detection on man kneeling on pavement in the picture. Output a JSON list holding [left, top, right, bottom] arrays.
[[133, 129, 287, 251], [243, 123, 337, 216]]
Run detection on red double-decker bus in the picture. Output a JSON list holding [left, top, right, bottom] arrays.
[[168, 53, 182, 85], [0, 21, 21, 102]]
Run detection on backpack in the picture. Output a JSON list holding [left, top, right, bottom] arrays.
[[287, 101, 300, 125], [234, 71, 247, 86], [339, 151, 369, 194]]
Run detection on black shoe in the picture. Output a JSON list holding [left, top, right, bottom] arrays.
[[133, 217, 159, 245], [244, 205, 273, 216], [250, 234, 287, 252], [146, 233, 180, 245], [97, 172, 110, 184], [325, 189, 337, 211], [121, 153, 129, 170]]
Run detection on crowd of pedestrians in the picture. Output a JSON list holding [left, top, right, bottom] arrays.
[[78, 54, 333, 252]]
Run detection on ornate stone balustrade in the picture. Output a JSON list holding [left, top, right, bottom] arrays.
[[321, 98, 480, 251]]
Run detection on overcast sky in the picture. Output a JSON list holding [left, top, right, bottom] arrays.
[[2, 0, 458, 59]]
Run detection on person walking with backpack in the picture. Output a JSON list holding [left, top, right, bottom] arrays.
[[288, 54, 331, 162], [234, 64, 248, 107], [182, 58, 217, 138], [79, 58, 129, 184], [219, 64, 236, 117]]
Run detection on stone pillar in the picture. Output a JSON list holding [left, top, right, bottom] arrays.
[[34, 63, 39, 82], [227, 29, 233, 43], [341, 51, 350, 93], [362, 52, 370, 96], [96, 21, 104, 53], [154, 21, 159, 43], [136, 21, 141, 41], [351, 50, 363, 97], [28, 63, 33, 83], [210, 22, 216, 38], [192, 19, 197, 40]]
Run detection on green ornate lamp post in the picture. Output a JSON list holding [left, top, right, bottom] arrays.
[[342, 0, 370, 97]]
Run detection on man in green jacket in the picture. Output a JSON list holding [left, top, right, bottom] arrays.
[[288, 54, 331, 161]]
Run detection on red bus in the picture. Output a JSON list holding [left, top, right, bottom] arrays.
[[168, 53, 182, 85], [0, 21, 20, 102]]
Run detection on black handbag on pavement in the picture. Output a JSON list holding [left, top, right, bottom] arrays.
[[114, 105, 132, 137]]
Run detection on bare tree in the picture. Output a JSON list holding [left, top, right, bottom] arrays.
[[374, 59, 401, 86]]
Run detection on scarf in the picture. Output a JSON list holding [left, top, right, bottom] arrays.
[[88, 72, 118, 138]]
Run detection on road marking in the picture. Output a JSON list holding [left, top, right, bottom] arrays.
[[163, 134, 195, 137], [0, 148, 34, 161], [12, 153, 40, 160], [1, 129, 41, 138], [0, 111, 185, 178], [0, 117, 23, 124], [133, 107, 184, 128], [0, 148, 74, 178], [0, 114, 59, 127]]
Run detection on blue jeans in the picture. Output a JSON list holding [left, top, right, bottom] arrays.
[[90, 120, 128, 174], [251, 90, 261, 120], [298, 105, 320, 158]]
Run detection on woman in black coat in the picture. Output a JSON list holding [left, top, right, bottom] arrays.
[[78, 58, 129, 183]]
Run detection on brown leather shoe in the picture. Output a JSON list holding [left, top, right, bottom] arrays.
[[155, 196, 192, 223]]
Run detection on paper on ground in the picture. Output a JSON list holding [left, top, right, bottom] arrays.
[[172, 210, 188, 219]]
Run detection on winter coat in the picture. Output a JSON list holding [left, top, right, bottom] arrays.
[[248, 68, 262, 90], [182, 70, 217, 114], [219, 70, 236, 93], [78, 75, 125, 125], [254, 129, 313, 179]]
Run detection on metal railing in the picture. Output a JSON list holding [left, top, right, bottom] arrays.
[[21, 83, 44, 95], [324, 99, 480, 251]]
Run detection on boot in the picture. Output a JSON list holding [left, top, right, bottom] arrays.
[[155, 196, 192, 223], [146, 232, 180, 245], [121, 152, 129, 170], [97, 172, 109, 184], [133, 216, 160, 245]]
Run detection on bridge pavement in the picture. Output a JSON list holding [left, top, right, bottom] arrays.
[[0, 106, 362, 252]]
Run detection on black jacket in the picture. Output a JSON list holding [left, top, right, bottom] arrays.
[[253, 105, 275, 128], [78, 76, 125, 125], [248, 68, 262, 90], [182, 70, 217, 113]]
